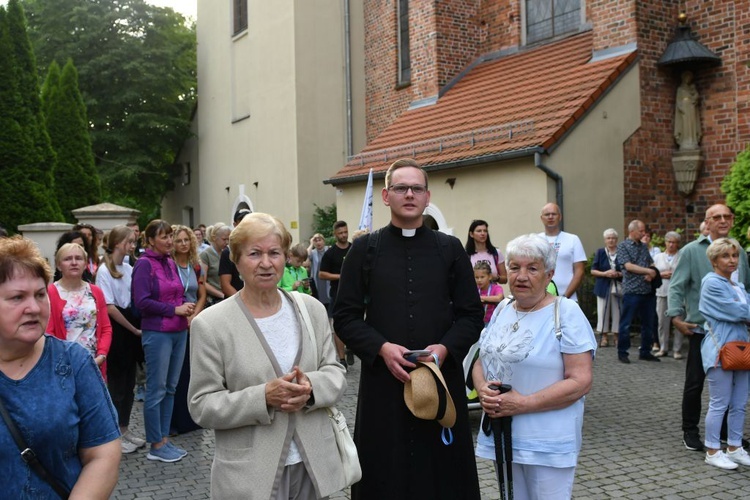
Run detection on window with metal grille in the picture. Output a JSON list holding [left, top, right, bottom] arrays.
[[526, 0, 581, 44], [397, 0, 411, 86], [233, 0, 248, 35]]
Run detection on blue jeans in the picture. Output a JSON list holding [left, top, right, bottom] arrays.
[[142, 329, 187, 444], [617, 293, 656, 358], [705, 367, 749, 449]]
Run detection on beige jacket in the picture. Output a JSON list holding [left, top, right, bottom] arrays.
[[188, 291, 347, 499]]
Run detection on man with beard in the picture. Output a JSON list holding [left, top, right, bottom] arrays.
[[320, 220, 351, 366]]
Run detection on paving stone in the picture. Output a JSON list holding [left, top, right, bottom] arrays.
[[113, 345, 750, 499]]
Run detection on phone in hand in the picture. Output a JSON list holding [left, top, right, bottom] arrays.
[[403, 349, 432, 362]]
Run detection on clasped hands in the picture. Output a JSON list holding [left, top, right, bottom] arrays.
[[175, 302, 196, 317], [379, 342, 448, 384], [265, 366, 312, 413]]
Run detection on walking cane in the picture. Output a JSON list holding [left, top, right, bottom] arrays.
[[602, 286, 611, 345], [485, 384, 513, 500]]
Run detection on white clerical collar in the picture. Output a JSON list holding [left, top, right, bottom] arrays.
[[401, 228, 417, 237]]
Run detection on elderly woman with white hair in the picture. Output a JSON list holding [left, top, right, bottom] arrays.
[[591, 228, 623, 347], [653, 231, 683, 358], [472, 233, 596, 499]]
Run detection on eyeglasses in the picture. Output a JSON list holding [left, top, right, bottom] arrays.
[[388, 184, 427, 195], [709, 213, 734, 222]]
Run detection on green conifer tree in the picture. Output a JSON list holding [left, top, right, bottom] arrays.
[[43, 59, 102, 222], [5, 0, 62, 226], [0, 7, 33, 233], [40, 59, 60, 120]]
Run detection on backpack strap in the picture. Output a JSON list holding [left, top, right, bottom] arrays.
[[432, 230, 456, 290], [553, 296, 562, 341], [292, 292, 318, 363], [361, 229, 382, 304]]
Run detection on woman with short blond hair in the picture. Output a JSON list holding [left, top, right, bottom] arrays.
[[700, 237, 750, 470], [189, 212, 347, 499]]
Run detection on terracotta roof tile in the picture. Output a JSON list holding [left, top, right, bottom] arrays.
[[329, 31, 637, 184]]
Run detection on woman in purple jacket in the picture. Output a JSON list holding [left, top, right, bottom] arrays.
[[132, 220, 195, 463]]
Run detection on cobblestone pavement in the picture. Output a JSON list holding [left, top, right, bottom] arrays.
[[114, 343, 750, 499]]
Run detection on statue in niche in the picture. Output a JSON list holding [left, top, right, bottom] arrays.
[[674, 70, 702, 150]]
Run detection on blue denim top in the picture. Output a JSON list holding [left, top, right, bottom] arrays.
[[0, 335, 119, 498]]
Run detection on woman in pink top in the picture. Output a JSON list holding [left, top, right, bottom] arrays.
[[466, 219, 507, 284], [47, 242, 112, 379]]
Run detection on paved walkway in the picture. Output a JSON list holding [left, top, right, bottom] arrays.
[[114, 343, 749, 499]]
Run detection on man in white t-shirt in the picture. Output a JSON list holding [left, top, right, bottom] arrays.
[[538, 203, 587, 301]]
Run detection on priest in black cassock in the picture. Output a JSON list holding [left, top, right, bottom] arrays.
[[334, 158, 483, 500]]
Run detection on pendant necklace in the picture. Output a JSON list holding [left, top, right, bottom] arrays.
[[511, 293, 547, 332]]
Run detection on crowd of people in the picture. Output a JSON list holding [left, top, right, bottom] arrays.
[[2, 157, 750, 498]]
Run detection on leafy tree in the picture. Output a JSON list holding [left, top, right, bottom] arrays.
[[43, 58, 102, 221], [722, 146, 750, 249], [311, 203, 338, 245], [0, 1, 62, 232], [22, 0, 197, 218]]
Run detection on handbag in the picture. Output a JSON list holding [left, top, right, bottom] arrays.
[[720, 342, 750, 371], [611, 280, 623, 298], [649, 266, 662, 292], [291, 292, 362, 486], [707, 324, 750, 371], [0, 395, 71, 499]]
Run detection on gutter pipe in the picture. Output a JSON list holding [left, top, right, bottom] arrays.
[[344, 0, 353, 157], [534, 151, 564, 230]]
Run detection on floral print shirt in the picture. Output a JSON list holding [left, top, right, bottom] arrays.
[[54, 282, 98, 357]]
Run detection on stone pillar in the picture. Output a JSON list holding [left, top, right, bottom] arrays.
[[18, 222, 75, 266]]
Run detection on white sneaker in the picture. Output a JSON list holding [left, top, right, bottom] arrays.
[[705, 450, 739, 470], [726, 447, 750, 466], [121, 439, 138, 454], [123, 431, 146, 448]]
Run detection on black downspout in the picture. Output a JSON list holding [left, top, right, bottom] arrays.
[[534, 152, 564, 230]]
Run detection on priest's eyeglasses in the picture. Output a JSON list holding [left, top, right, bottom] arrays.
[[388, 184, 427, 195]]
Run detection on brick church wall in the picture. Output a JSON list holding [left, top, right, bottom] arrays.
[[623, 0, 750, 237], [365, 0, 519, 143], [362, 0, 750, 237]]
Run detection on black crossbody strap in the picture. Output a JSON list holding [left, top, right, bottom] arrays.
[[0, 395, 70, 499]]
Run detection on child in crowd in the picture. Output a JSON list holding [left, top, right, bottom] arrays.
[[474, 261, 504, 325], [279, 243, 312, 294]]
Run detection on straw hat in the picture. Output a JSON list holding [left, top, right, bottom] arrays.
[[404, 361, 456, 428]]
